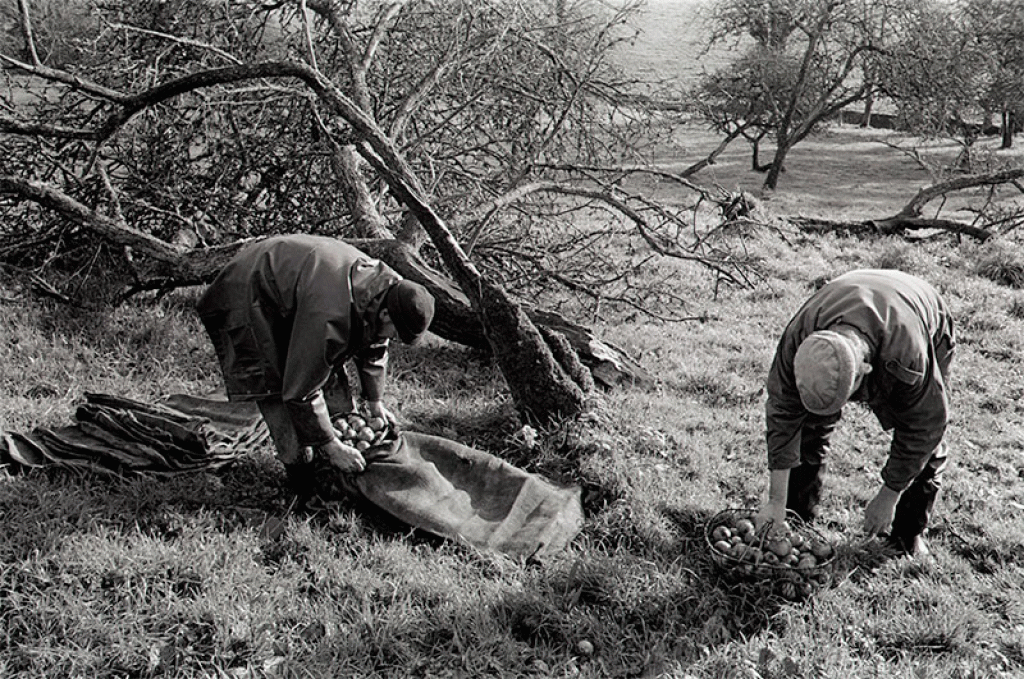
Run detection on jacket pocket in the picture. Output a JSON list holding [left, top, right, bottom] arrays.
[[883, 358, 924, 385]]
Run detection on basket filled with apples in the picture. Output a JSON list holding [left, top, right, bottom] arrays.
[[704, 508, 836, 600]]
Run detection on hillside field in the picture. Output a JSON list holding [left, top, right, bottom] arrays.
[[2, 1, 1024, 678]]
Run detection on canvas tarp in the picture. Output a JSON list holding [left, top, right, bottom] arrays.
[[1, 393, 266, 475], [1, 394, 583, 560]]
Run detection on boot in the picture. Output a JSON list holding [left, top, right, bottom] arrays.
[[888, 451, 944, 557], [283, 460, 320, 508], [786, 462, 825, 523], [885, 533, 930, 557]]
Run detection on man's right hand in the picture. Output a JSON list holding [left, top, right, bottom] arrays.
[[755, 500, 788, 537], [320, 438, 366, 473]]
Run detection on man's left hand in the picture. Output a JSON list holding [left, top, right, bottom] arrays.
[[366, 400, 397, 426], [863, 485, 902, 536]]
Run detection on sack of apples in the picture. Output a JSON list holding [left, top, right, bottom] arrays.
[[704, 508, 836, 601]]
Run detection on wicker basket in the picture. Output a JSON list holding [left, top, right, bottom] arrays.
[[704, 508, 836, 600]]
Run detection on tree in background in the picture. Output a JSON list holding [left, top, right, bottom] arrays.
[[964, 0, 1024, 149], [877, 0, 990, 159], [0, 0, 754, 423], [699, 0, 917, 191]]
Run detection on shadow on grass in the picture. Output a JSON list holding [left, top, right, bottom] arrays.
[[658, 505, 788, 637]]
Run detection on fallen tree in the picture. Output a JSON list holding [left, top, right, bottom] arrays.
[[787, 168, 1024, 240], [2, 0, 767, 421], [0, 172, 655, 391]]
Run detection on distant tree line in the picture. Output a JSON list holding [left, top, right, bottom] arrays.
[[694, 0, 1024, 189]]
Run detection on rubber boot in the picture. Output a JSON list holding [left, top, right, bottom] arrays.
[[887, 449, 946, 556], [284, 459, 319, 508], [786, 462, 826, 523]]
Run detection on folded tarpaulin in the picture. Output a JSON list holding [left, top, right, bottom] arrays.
[[0, 393, 269, 476]]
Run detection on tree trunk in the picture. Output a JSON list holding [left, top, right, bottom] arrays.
[[354, 238, 655, 389], [478, 277, 588, 423], [1002, 110, 1015, 150], [860, 95, 874, 129], [750, 138, 763, 172], [349, 131, 592, 422], [764, 139, 790, 190], [331, 143, 393, 240]]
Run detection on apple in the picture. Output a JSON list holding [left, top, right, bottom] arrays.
[[763, 552, 780, 565], [347, 414, 366, 430], [367, 416, 387, 432], [356, 426, 376, 442], [730, 543, 750, 559], [711, 525, 732, 542], [730, 535, 743, 545], [810, 540, 833, 560], [735, 518, 756, 536], [355, 440, 371, 451], [796, 554, 818, 571], [713, 540, 732, 554], [766, 537, 792, 558]]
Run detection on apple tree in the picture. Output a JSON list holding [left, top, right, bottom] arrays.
[[0, 0, 755, 424]]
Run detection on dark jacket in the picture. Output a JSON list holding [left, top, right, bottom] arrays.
[[765, 269, 956, 491], [197, 235, 401, 447]]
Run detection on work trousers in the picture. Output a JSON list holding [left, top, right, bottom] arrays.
[[786, 412, 947, 548]]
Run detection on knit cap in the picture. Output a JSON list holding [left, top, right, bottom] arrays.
[[793, 330, 859, 415]]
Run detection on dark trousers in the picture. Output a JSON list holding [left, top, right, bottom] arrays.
[[888, 445, 947, 550], [786, 413, 947, 547], [785, 413, 839, 522]]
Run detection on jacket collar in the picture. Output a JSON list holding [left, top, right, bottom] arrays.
[[350, 257, 401, 334]]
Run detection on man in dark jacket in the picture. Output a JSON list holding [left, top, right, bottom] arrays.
[[197, 234, 435, 501], [755, 269, 955, 557]]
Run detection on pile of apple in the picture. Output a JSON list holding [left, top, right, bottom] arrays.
[[331, 412, 391, 451], [707, 512, 834, 598]]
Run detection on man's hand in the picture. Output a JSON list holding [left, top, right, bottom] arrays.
[[755, 500, 788, 537], [863, 485, 902, 536], [366, 400, 397, 427], [319, 438, 366, 473], [755, 468, 792, 537]]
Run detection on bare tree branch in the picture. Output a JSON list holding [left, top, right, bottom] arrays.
[[898, 168, 1024, 218], [105, 22, 244, 65]]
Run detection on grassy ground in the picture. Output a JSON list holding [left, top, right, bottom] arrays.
[[2, 120, 1024, 678]]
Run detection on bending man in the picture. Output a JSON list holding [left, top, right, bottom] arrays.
[[755, 269, 955, 557], [197, 234, 435, 502]]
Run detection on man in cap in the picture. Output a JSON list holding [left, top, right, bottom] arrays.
[[197, 234, 436, 502], [755, 269, 955, 557]]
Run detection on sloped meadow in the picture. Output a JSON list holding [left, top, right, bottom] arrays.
[[3, 172, 1023, 678]]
